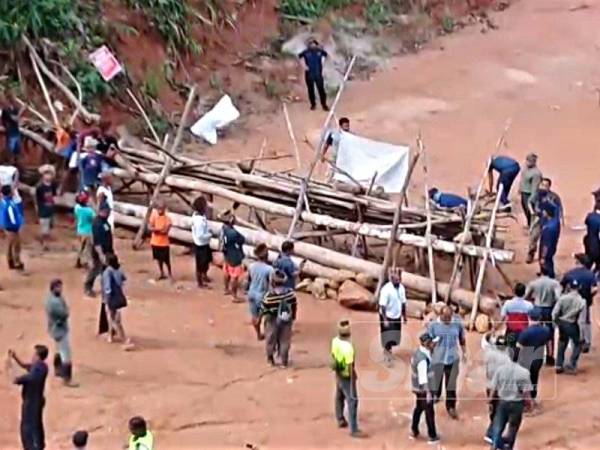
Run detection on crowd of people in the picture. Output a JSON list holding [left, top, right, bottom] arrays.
[[2, 79, 600, 450]]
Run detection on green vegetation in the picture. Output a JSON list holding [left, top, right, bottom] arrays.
[[123, 0, 200, 54], [280, 0, 356, 19], [365, 0, 392, 27], [0, 0, 79, 48]]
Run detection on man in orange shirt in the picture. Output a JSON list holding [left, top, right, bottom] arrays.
[[149, 198, 173, 281]]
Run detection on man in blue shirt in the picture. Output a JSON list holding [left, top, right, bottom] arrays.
[[517, 308, 551, 409], [539, 205, 560, 279], [274, 240, 305, 290], [562, 253, 597, 353], [427, 305, 467, 420], [584, 197, 600, 272], [488, 155, 520, 207], [9, 345, 49, 450], [298, 39, 329, 111], [428, 187, 468, 210], [1, 184, 25, 270], [526, 178, 563, 264]]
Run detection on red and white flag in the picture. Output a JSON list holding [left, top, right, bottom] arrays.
[[89, 45, 123, 82]]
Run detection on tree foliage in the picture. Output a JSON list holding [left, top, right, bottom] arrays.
[[280, 0, 357, 18]]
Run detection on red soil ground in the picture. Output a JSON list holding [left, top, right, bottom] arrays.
[[2, 0, 600, 448]]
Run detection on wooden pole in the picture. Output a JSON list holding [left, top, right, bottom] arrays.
[[469, 184, 503, 328], [374, 147, 422, 300], [351, 171, 377, 257], [282, 103, 301, 169], [27, 48, 58, 126], [445, 120, 511, 303], [132, 86, 197, 249], [287, 55, 357, 238], [419, 134, 437, 304], [127, 89, 161, 144]]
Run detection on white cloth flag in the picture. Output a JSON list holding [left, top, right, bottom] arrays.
[[190, 95, 240, 145], [333, 132, 410, 193]]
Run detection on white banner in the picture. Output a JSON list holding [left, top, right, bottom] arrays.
[[190, 95, 240, 145], [333, 132, 410, 193]]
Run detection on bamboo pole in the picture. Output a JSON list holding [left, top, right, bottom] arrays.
[[127, 89, 161, 144], [27, 47, 58, 126], [282, 103, 301, 169], [287, 55, 357, 238], [351, 171, 377, 257], [374, 147, 422, 300], [132, 86, 197, 249], [469, 184, 503, 329], [419, 134, 437, 304], [445, 120, 511, 302], [22, 35, 101, 123]]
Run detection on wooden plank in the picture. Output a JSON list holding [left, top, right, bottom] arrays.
[[419, 134, 437, 304]]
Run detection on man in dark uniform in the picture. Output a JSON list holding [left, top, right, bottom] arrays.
[[298, 39, 329, 111], [488, 155, 520, 208], [84, 204, 113, 297], [539, 205, 560, 279], [562, 254, 597, 353], [526, 177, 563, 264], [584, 196, 600, 273], [9, 345, 49, 450], [428, 187, 468, 211]]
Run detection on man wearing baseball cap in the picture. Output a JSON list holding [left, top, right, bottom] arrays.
[[330, 319, 363, 438], [482, 333, 511, 444], [518, 153, 542, 226], [410, 331, 440, 444], [552, 279, 586, 374]]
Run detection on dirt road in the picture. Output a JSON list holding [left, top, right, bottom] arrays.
[[2, 0, 600, 448]]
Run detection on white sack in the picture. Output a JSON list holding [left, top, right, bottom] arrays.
[[333, 132, 410, 193], [190, 95, 240, 145]]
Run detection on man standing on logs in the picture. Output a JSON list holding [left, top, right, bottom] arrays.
[[298, 39, 329, 111], [378, 268, 407, 366], [526, 177, 563, 265], [518, 153, 542, 227], [488, 155, 520, 210], [427, 305, 467, 420], [322, 117, 350, 182]]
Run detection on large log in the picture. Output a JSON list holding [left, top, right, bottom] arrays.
[[112, 200, 499, 314], [110, 168, 514, 262]]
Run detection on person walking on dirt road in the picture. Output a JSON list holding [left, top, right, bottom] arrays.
[[261, 270, 297, 367], [247, 243, 274, 340], [8, 345, 49, 450], [1, 183, 25, 271], [562, 253, 597, 353], [378, 268, 407, 366], [427, 305, 467, 420], [298, 39, 329, 111], [331, 319, 363, 438], [539, 205, 561, 279], [552, 279, 586, 374], [525, 266, 561, 365], [518, 153, 542, 227], [127, 416, 154, 450], [410, 331, 441, 444], [191, 195, 213, 288], [46, 279, 78, 387], [501, 283, 533, 360]]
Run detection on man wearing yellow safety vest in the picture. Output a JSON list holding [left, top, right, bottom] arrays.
[[330, 319, 365, 438], [128, 416, 154, 450]]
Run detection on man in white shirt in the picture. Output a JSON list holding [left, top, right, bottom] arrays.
[[378, 268, 407, 365], [96, 171, 114, 229]]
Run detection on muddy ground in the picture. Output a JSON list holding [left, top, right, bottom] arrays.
[[3, 0, 600, 448]]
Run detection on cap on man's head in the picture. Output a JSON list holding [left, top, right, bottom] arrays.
[[337, 319, 351, 337], [494, 335, 507, 347], [419, 332, 440, 344], [568, 278, 580, 289]]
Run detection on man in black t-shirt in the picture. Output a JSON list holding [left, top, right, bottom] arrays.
[[35, 167, 57, 250], [298, 39, 329, 111], [84, 205, 113, 297], [9, 345, 49, 450], [1, 93, 24, 164]]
